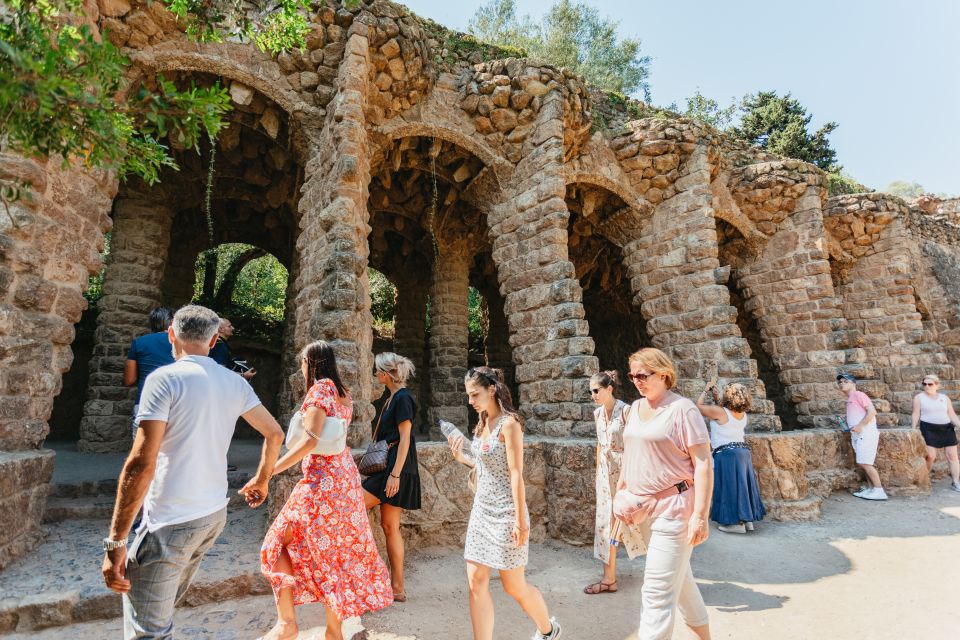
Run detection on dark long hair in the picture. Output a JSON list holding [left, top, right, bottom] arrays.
[[465, 366, 523, 435], [301, 341, 348, 398], [590, 370, 619, 392]]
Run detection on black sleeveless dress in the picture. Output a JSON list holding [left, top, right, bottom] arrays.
[[361, 388, 422, 509]]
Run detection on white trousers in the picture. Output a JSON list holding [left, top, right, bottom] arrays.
[[638, 517, 709, 639]]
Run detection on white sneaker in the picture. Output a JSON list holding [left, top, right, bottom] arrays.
[[861, 488, 888, 501], [950, 482, 960, 493], [853, 486, 869, 497], [718, 523, 747, 534], [532, 618, 562, 640], [745, 521, 755, 531]]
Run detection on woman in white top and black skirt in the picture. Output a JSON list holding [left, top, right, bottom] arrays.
[[911, 373, 960, 492], [696, 382, 765, 534]]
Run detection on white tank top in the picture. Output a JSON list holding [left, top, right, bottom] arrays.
[[709, 408, 748, 449], [918, 393, 951, 425]]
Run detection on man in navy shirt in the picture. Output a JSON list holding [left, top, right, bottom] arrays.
[[209, 317, 256, 380], [124, 307, 175, 438]]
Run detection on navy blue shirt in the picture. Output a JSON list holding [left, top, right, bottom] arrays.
[[127, 332, 175, 403], [209, 339, 232, 367]]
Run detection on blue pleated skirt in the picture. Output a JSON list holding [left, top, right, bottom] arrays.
[[710, 445, 766, 526]]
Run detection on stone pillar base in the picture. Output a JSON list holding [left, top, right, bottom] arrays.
[[0, 450, 55, 569]]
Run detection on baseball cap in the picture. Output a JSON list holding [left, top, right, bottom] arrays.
[[836, 372, 856, 383]]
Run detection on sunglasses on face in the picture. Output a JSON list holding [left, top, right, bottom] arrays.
[[922, 381, 936, 386], [589, 387, 603, 395], [627, 372, 653, 382]]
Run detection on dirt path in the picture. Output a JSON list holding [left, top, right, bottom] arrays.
[[14, 487, 960, 639]]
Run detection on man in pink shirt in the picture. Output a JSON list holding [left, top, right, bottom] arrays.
[[837, 373, 887, 500]]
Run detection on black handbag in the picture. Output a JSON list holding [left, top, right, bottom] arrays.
[[358, 394, 396, 475]]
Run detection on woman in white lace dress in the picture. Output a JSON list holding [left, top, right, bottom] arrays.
[[447, 367, 562, 640], [585, 371, 629, 595]]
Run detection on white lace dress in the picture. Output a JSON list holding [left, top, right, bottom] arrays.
[[463, 416, 529, 570], [594, 400, 628, 563]]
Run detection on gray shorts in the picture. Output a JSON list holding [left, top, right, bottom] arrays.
[[123, 508, 227, 639]]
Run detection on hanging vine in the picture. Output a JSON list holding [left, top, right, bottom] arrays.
[[425, 139, 440, 260], [204, 134, 217, 246]]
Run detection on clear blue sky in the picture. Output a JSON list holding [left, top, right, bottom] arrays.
[[401, 0, 959, 195]]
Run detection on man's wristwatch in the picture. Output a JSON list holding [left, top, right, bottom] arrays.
[[102, 537, 127, 552]]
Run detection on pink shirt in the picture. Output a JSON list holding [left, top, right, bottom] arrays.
[[845, 390, 877, 432], [621, 395, 711, 521]]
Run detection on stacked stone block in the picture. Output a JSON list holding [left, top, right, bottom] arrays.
[[427, 250, 471, 436], [0, 152, 115, 567]]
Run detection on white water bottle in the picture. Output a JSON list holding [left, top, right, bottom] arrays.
[[439, 420, 474, 462]]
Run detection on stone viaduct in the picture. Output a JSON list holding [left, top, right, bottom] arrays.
[[2, 0, 959, 570]]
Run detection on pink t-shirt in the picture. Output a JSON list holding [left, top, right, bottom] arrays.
[[621, 395, 711, 521], [845, 390, 877, 432]]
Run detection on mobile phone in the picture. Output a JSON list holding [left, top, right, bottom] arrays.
[[232, 359, 251, 373]]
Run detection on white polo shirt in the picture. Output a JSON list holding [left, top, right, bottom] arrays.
[[136, 355, 261, 531]]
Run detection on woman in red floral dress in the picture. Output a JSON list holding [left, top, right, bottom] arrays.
[[255, 341, 393, 640]]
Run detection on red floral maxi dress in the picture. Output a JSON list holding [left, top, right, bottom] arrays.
[[261, 379, 393, 618]]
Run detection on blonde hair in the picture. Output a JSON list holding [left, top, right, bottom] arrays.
[[922, 374, 941, 385], [375, 352, 416, 384], [627, 348, 677, 389], [721, 383, 752, 413]]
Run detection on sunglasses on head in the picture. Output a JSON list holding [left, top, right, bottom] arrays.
[[627, 371, 653, 382]]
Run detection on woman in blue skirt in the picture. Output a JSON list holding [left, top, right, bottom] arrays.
[[696, 382, 765, 533]]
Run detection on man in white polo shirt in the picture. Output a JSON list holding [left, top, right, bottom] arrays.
[[100, 305, 284, 639]]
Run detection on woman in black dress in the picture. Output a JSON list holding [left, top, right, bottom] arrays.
[[363, 352, 421, 602]]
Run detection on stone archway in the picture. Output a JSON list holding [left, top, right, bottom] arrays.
[[565, 181, 648, 404], [76, 71, 303, 452]]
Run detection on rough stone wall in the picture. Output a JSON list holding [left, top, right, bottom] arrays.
[[612, 124, 779, 431], [0, 153, 115, 567], [486, 90, 598, 437], [825, 194, 956, 420], [731, 163, 865, 428], [291, 29, 377, 447], [427, 249, 471, 437], [79, 189, 174, 452]]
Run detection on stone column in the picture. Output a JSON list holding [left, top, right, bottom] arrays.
[[736, 177, 864, 428], [485, 92, 598, 437], [427, 249, 470, 438], [0, 152, 115, 567], [482, 284, 516, 397], [393, 274, 429, 430], [615, 137, 778, 431], [290, 29, 374, 449], [79, 194, 174, 452]]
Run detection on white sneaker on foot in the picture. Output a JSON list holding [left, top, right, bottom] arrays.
[[718, 523, 747, 534], [861, 487, 888, 501], [745, 521, 755, 531], [853, 486, 869, 497], [532, 617, 562, 640], [950, 481, 960, 493]]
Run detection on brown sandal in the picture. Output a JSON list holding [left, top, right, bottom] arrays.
[[393, 590, 407, 603], [583, 580, 618, 594]]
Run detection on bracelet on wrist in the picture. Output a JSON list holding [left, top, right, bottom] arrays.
[[390, 473, 400, 479]]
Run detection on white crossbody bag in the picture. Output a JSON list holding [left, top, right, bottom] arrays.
[[286, 410, 347, 456]]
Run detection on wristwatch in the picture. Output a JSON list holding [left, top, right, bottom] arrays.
[[102, 537, 127, 552]]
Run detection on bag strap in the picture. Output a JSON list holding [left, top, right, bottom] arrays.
[[371, 392, 394, 442]]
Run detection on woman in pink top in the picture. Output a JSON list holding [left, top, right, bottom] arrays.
[[614, 348, 712, 640]]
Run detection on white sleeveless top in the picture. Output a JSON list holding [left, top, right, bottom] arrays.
[[709, 408, 748, 449], [918, 392, 951, 425]]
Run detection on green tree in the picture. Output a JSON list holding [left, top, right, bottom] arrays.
[[674, 90, 737, 129], [884, 181, 926, 199], [368, 268, 397, 327], [468, 0, 651, 99], [732, 91, 839, 171], [0, 0, 310, 203]]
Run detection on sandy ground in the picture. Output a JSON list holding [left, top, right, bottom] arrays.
[[13, 487, 960, 640]]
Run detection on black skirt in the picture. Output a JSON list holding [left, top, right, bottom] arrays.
[[362, 469, 422, 510], [920, 421, 959, 448]]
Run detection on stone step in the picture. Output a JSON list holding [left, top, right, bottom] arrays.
[[0, 508, 269, 634], [764, 496, 822, 522], [43, 497, 115, 523]]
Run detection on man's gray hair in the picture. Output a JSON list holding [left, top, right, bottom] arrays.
[[173, 305, 220, 344]]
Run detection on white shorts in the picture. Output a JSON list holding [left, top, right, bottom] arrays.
[[852, 427, 879, 465]]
